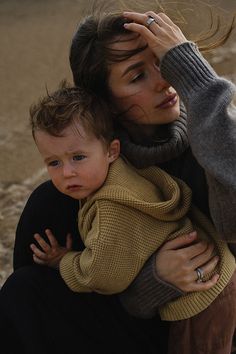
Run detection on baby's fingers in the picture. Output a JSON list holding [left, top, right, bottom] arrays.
[[32, 254, 47, 265], [45, 229, 59, 248], [66, 233, 73, 250], [33, 233, 51, 252], [30, 243, 48, 260]]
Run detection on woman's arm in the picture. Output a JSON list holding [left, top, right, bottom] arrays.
[[160, 41, 236, 242], [119, 253, 184, 319], [120, 232, 219, 318], [123, 11, 236, 241], [118, 12, 226, 318]]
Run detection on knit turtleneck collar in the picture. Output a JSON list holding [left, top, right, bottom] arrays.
[[117, 105, 189, 169]]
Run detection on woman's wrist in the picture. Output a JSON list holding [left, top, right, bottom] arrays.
[[119, 253, 184, 318], [160, 41, 217, 100]]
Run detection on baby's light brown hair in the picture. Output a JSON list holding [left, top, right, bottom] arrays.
[[30, 81, 115, 147]]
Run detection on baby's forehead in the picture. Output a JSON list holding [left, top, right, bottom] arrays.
[[70, 115, 94, 137]]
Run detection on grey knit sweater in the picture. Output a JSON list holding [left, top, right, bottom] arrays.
[[119, 41, 236, 318]]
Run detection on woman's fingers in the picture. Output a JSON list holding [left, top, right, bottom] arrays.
[[124, 11, 160, 39], [149, 12, 177, 27], [155, 235, 197, 286], [124, 11, 149, 25], [164, 234, 214, 261], [123, 10, 187, 60], [161, 231, 198, 250], [155, 232, 219, 292], [182, 240, 211, 260], [196, 255, 219, 279], [124, 11, 176, 28], [184, 273, 219, 293], [191, 243, 216, 268]]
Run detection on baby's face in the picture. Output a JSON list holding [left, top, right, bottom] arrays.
[[34, 121, 116, 200]]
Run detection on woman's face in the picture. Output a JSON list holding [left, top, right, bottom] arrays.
[[108, 35, 180, 129]]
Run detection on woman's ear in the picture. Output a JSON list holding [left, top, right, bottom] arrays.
[[108, 139, 120, 163]]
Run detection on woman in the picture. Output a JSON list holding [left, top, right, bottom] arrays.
[[1, 5, 236, 354]]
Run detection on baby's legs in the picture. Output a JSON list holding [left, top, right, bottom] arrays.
[[168, 271, 236, 354]]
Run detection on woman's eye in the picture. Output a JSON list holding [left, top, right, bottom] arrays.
[[154, 60, 160, 71], [73, 155, 85, 161], [130, 72, 145, 83], [48, 160, 59, 167]]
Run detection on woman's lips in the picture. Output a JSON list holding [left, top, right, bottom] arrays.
[[156, 94, 178, 109]]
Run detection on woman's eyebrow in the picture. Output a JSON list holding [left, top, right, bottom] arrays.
[[122, 61, 144, 77]]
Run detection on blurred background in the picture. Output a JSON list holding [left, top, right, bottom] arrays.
[[0, 0, 235, 286]]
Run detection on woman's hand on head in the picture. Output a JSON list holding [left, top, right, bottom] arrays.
[[155, 231, 220, 292], [123, 11, 188, 61], [30, 229, 72, 269]]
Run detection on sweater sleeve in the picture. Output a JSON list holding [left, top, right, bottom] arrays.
[[119, 253, 184, 318], [160, 41, 236, 241], [60, 200, 155, 294], [60, 243, 143, 294]]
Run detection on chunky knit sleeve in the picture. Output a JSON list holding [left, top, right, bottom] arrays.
[[161, 41, 236, 241], [60, 196, 170, 294], [60, 203, 147, 294], [119, 253, 184, 318]]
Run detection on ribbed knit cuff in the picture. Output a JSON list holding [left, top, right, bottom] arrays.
[[59, 251, 80, 291], [160, 41, 218, 101], [119, 254, 184, 319]]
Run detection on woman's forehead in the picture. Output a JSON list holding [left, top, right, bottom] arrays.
[[109, 34, 147, 51]]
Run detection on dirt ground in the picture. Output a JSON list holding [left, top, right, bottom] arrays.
[[0, 0, 236, 287]]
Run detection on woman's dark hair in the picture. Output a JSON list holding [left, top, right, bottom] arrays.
[[70, 13, 145, 98], [69, 3, 235, 98]]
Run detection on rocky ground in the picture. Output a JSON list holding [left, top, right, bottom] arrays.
[[0, 0, 236, 287]]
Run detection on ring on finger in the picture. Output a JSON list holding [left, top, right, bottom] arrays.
[[196, 267, 204, 282], [146, 15, 156, 28]]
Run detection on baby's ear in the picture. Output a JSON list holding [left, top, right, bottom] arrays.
[[108, 139, 120, 162]]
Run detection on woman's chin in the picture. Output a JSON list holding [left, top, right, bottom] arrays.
[[157, 105, 181, 124]]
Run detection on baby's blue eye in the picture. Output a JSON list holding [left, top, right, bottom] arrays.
[[48, 160, 59, 167], [73, 155, 85, 161]]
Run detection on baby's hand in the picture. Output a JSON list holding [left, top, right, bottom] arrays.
[[30, 229, 72, 269]]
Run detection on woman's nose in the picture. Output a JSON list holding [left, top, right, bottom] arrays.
[[152, 67, 170, 92]]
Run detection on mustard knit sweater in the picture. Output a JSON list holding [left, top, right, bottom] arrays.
[[60, 157, 235, 321]]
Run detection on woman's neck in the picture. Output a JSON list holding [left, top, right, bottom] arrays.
[[123, 121, 171, 145], [116, 105, 189, 168]]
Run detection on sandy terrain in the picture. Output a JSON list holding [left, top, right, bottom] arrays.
[[0, 0, 236, 287]]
